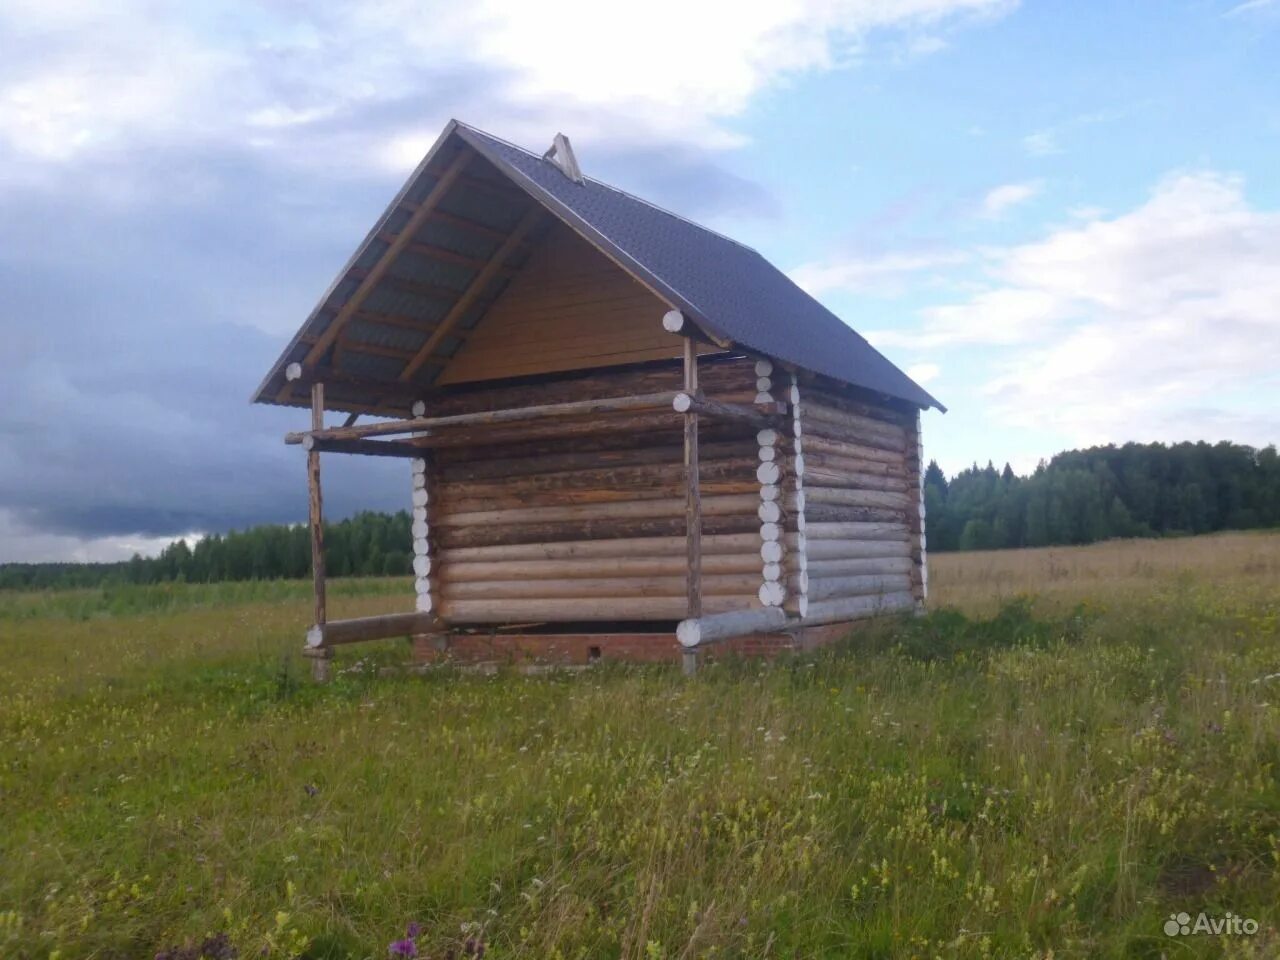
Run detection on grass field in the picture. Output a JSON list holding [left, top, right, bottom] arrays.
[[2, 532, 1278, 959]]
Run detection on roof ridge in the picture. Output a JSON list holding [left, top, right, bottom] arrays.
[[455, 121, 758, 254]]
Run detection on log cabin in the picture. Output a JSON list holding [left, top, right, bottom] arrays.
[[252, 120, 944, 677]]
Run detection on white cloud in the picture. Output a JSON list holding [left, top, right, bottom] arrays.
[[1021, 130, 1060, 156], [906, 362, 941, 384], [0, 0, 1013, 178], [790, 249, 969, 295], [0, 509, 192, 563], [979, 179, 1040, 218], [886, 171, 1280, 446], [1224, 0, 1278, 16], [1021, 108, 1125, 159]]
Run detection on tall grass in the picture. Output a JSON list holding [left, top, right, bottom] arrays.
[[0, 576, 411, 622], [0, 535, 1277, 958]]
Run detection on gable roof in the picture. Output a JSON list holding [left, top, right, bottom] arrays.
[[253, 120, 943, 412]]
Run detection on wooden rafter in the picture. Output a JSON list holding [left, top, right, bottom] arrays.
[[424, 209, 531, 243], [377, 232, 518, 274], [283, 366, 424, 401], [348, 309, 434, 331], [303, 436, 423, 459], [336, 336, 417, 361], [453, 172, 528, 202], [376, 273, 469, 304], [398, 205, 543, 382], [275, 148, 472, 402]]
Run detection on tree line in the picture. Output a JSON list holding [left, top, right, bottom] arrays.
[[925, 441, 1280, 552], [0, 511, 413, 591], [3, 441, 1278, 590]]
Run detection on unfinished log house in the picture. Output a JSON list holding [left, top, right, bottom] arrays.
[[252, 121, 944, 675]]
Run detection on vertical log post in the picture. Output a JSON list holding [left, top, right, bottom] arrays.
[[308, 382, 331, 681], [682, 335, 702, 676]]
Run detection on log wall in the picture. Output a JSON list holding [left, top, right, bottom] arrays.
[[787, 379, 921, 622], [431, 357, 766, 623]]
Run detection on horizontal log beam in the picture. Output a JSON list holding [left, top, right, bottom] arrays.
[[443, 554, 763, 582], [302, 437, 425, 459], [796, 591, 915, 624], [438, 513, 758, 550], [802, 539, 913, 561], [305, 612, 441, 648], [803, 574, 912, 602], [442, 573, 761, 600], [436, 493, 759, 528], [676, 607, 788, 648], [805, 487, 912, 510], [441, 596, 752, 623], [673, 392, 785, 427], [441, 533, 763, 564], [437, 438, 755, 483], [285, 392, 681, 444], [801, 556, 914, 579], [802, 435, 903, 465], [802, 522, 910, 541]]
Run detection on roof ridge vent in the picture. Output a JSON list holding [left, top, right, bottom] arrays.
[[542, 132, 584, 184]]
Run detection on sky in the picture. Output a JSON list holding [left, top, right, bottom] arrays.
[[1, 0, 1278, 562]]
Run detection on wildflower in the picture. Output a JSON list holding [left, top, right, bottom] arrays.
[[388, 938, 417, 957]]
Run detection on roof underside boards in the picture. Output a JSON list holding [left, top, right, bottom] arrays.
[[252, 119, 942, 413]]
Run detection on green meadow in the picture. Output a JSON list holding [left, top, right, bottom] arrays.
[[2, 533, 1278, 959]]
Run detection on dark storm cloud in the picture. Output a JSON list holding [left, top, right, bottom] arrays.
[[0, 72, 777, 553]]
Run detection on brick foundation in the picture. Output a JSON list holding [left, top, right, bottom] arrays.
[[412, 621, 858, 667]]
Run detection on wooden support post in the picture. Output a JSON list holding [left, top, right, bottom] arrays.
[[683, 336, 701, 676], [307, 382, 328, 681]]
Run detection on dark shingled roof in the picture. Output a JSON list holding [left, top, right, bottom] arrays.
[[454, 124, 941, 411], [253, 120, 942, 411]]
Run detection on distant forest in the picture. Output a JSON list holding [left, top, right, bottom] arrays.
[[0, 511, 413, 591], [926, 441, 1280, 552], [2, 441, 1278, 590]]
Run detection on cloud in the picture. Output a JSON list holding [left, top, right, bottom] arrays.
[[1224, 0, 1278, 16], [0, 0, 1012, 180], [881, 171, 1280, 446], [979, 180, 1040, 218], [0, 0, 1016, 559], [1021, 108, 1125, 158], [0, 510, 195, 564], [906, 363, 941, 384], [790, 249, 969, 296], [1021, 131, 1060, 157]]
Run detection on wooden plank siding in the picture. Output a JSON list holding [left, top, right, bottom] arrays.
[[437, 222, 713, 385]]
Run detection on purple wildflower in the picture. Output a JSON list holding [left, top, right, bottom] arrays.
[[389, 938, 417, 958], [406, 922, 422, 939]]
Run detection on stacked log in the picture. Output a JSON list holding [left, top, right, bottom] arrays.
[[411, 455, 433, 613], [907, 411, 928, 608], [787, 383, 918, 622], [754, 360, 786, 609], [430, 357, 764, 623], [781, 372, 808, 618]]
